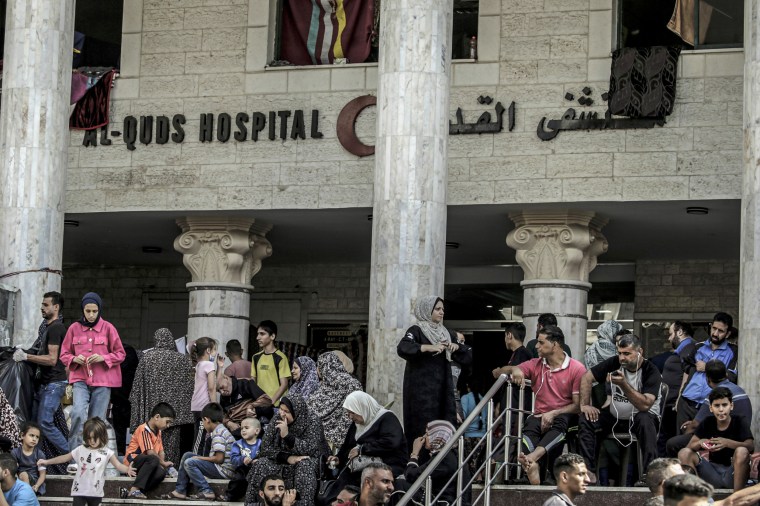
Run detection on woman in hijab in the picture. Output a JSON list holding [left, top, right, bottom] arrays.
[[397, 296, 472, 450], [333, 391, 407, 481], [245, 395, 327, 506], [288, 356, 319, 401], [59, 292, 126, 452], [129, 328, 195, 463], [307, 352, 363, 451], [584, 319, 624, 370], [0, 387, 20, 451], [405, 420, 463, 505]]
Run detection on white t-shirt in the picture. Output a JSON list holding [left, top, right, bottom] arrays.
[[71, 446, 114, 497]]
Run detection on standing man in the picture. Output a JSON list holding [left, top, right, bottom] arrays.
[[499, 325, 586, 485], [12, 292, 69, 454], [578, 334, 662, 485], [541, 453, 590, 506], [676, 313, 737, 431], [224, 339, 252, 380], [659, 321, 697, 455], [358, 463, 394, 506], [526, 314, 572, 358], [492, 322, 534, 418], [251, 321, 290, 407]]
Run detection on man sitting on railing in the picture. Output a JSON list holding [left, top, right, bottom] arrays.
[[499, 325, 586, 485], [541, 453, 590, 506]]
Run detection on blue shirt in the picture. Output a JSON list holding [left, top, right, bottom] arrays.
[[3, 480, 39, 506], [694, 380, 752, 423], [230, 438, 262, 468], [674, 336, 694, 355], [461, 392, 487, 438], [681, 340, 738, 403]]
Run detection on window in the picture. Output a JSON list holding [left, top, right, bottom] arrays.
[[618, 0, 742, 50], [272, 0, 478, 67]]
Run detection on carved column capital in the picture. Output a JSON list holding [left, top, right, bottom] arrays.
[[506, 211, 608, 282], [174, 217, 273, 285]]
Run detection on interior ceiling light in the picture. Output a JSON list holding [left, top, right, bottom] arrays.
[[64, 219, 80, 227], [596, 309, 612, 313], [446, 242, 460, 249], [142, 246, 162, 253], [486, 305, 493, 308], [686, 206, 709, 215]]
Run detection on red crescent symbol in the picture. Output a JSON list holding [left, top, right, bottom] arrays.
[[336, 95, 376, 157]]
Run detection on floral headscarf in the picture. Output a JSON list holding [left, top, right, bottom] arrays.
[[289, 356, 319, 401], [307, 352, 363, 448], [414, 296, 452, 361], [584, 319, 624, 370]]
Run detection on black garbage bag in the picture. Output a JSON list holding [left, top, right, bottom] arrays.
[[0, 347, 36, 426]]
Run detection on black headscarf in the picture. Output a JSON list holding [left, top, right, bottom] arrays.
[[79, 292, 102, 328]]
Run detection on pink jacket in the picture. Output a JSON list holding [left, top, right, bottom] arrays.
[[59, 319, 126, 388]]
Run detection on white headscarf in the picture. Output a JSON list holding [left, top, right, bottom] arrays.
[[342, 391, 391, 438], [414, 296, 452, 361]]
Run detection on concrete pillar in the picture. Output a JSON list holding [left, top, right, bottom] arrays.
[[174, 217, 272, 358], [740, 5, 760, 441], [507, 211, 608, 358], [366, 0, 453, 413], [0, 0, 74, 347]]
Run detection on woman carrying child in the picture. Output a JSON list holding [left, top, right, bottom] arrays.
[[38, 417, 135, 506]]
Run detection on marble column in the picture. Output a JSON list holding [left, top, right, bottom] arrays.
[[174, 217, 272, 359], [740, 5, 760, 442], [0, 0, 74, 347], [507, 211, 608, 358], [366, 0, 453, 414]]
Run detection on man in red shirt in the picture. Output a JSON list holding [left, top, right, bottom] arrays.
[[500, 325, 585, 485]]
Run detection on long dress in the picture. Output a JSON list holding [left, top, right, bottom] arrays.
[[397, 325, 472, 450]]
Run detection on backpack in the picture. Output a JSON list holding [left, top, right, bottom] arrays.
[[252, 351, 283, 382]]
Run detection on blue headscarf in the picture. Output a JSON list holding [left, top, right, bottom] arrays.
[[80, 292, 102, 328], [288, 356, 319, 401]]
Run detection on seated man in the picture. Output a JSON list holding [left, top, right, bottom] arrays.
[[0, 453, 39, 506], [500, 325, 586, 485], [644, 458, 685, 506], [358, 463, 395, 506], [666, 360, 752, 457], [258, 474, 296, 506], [663, 474, 713, 506], [578, 334, 663, 484], [678, 387, 753, 491], [541, 453, 590, 506], [331, 485, 360, 506]]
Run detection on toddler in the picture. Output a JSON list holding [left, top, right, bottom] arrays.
[[222, 417, 262, 501]]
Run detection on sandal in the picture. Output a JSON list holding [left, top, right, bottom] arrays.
[[189, 492, 216, 501], [159, 491, 187, 500]]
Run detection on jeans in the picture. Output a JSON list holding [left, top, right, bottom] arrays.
[[69, 382, 111, 451], [175, 452, 224, 495], [34, 380, 69, 453]]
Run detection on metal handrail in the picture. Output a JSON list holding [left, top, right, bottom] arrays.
[[396, 374, 509, 506], [398, 374, 535, 506]]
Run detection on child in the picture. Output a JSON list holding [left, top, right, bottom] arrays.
[[121, 402, 176, 499], [11, 421, 47, 496], [38, 417, 135, 506], [221, 417, 262, 501], [190, 337, 221, 454], [161, 402, 236, 501], [678, 387, 754, 491]]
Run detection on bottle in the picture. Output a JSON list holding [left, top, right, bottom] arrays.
[[469, 36, 477, 60]]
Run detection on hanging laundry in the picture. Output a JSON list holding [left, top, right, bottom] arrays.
[[608, 46, 681, 118], [667, 0, 714, 46], [69, 69, 117, 131], [279, 0, 374, 65]]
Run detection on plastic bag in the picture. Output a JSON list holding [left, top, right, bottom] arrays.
[[0, 347, 36, 426]]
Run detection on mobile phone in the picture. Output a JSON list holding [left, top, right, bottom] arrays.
[[611, 370, 622, 377]]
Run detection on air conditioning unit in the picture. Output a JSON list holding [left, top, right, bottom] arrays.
[[0, 284, 17, 347]]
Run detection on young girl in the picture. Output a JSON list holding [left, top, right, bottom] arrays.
[[12, 422, 47, 495], [38, 417, 134, 506], [190, 337, 221, 453]]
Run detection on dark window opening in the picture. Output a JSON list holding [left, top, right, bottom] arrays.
[[618, 0, 742, 50]]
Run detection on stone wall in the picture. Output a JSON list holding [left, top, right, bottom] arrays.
[[60, 262, 370, 347], [634, 259, 740, 318], [65, 0, 743, 213]]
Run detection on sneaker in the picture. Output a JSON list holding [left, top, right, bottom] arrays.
[[119, 487, 129, 499], [634, 474, 648, 487], [67, 463, 78, 475]]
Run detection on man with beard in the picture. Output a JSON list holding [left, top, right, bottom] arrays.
[[578, 334, 662, 485], [676, 313, 738, 432], [13, 292, 69, 455], [358, 463, 394, 506], [258, 475, 296, 506]]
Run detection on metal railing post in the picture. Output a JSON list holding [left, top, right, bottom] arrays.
[[484, 399, 493, 506], [503, 382, 513, 483], [425, 476, 432, 506], [457, 436, 465, 506], [516, 384, 525, 479]]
